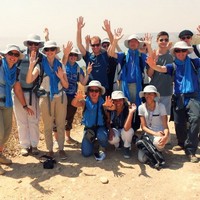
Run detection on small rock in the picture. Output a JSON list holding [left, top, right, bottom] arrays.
[[100, 177, 109, 184], [17, 180, 22, 183]]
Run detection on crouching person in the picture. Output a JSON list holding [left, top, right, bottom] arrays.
[[103, 91, 137, 159], [137, 85, 169, 164], [71, 80, 108, 160]]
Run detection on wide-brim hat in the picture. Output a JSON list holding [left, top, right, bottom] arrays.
[[139, 85, 160, 98], [111, 91, 128, 101], [85, 80, 105, 95], [170, 41, 193, 56], [0, 44, 24, 60], [178, 30, 193, 39], [101, 38, 110, 44], [124, 34, 144, 48], [70, 47, 82, 61], [23, 33, 44, 48], [42, 41, 60, 54]]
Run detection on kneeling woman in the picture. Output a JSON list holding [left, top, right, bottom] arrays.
[[103, 91, 137, 159], [138, 85, 169, 163], [71, 80, 108, 160]]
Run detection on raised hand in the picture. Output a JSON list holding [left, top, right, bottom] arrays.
[[129, 103, 137, 114], [77, 16, 85, 30], [87, 62, 93, 75], [63, 41, 73, 56], [103, 96, 113, 108], [113, 28, 123, 41], [75, 90, 86, 101], [102, 19, 111, 32], [43, 27, 49, 41], [196, 25, 200, 36], [29, 51, 38, 66], [56, 67, 64, 79]]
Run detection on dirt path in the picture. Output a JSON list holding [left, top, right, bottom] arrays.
[[0, 121, 200, 200]]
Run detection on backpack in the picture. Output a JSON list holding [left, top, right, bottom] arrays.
[[136, 135, 165, 170], [192, 45, 200, 58], [17, 52, 44, 97]]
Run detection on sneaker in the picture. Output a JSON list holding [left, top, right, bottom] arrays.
[[59, 150, 67, 160], [32, 147, 39, 155], [172, 145, 184, 151], [21, 148, 29, 156], [0, 165, 5, 175], [123, 147, 131, 159], [188, 154, 198, 163], [0, 154, 12, 165], [94, 151, 106, 161]]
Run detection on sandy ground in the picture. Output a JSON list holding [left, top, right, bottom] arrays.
[[0, 117, 200, 200]]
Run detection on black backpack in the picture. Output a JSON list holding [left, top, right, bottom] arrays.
[[136, 135, 165, 170]]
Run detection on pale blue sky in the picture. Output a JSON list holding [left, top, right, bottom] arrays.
[[0, 0, 200, 49]]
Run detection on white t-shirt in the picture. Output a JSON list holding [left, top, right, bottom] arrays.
[[138, 102, 167, 132]]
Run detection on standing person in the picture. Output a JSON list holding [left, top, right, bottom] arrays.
[[71, 80, 108, 160], [179, 28, 200, 59], [146, 41, 200, 163], [26, 41, 68, 159], [62, 42, 92, 144], [108, 29, 148, 106], [13, 34, 44, 156], [76, 16, 110, 95], [137, 85, 169, 163], [147, 31, 173, 116], [0, 45, 33, 175], [103, 91, 137, 159]]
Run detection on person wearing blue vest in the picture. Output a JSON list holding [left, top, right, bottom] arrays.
[[146, 41, 200, 163], [71, 80, 108, 160], [0, 44, 33, 175], [60, 42, 92, 144], [26, 41, 69, 160], [13, 34, 44, 156]]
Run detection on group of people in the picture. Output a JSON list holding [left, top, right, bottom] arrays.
[[1, 16, 200, 175]]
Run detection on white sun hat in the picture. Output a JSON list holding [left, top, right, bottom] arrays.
[[139, 85, 160, 98], [170, 41, 193, 56]]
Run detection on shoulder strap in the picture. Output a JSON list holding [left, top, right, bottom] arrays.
[[77, 66, 80, 82], [192, 45, 200, 58]]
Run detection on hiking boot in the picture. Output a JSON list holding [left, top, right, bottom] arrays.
[[187, 154, 198, 163], [32, 147, 40, 155], [59, 150, 67, 160], [0, 154, 12, 165], [123, 147, 131, 159], [172, 145, 184, 151], [21, 148, 29, 156], [0, 165, 5, 175]]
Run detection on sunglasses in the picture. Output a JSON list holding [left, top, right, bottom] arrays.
[[69, 53, 78, 57], [159, 38, 169, 42], [181, 36, 191, 40], [102, 43, 109, 48], [88, 89, 100, 93], [91, 43, 100, 48], [7, 51, 20, 58], [174, 49, 188, 53], [44, 47, 57, 52], [27, 41, 40, 46]]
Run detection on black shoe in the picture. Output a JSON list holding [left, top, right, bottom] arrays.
[[123, 147, 131, 159]]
